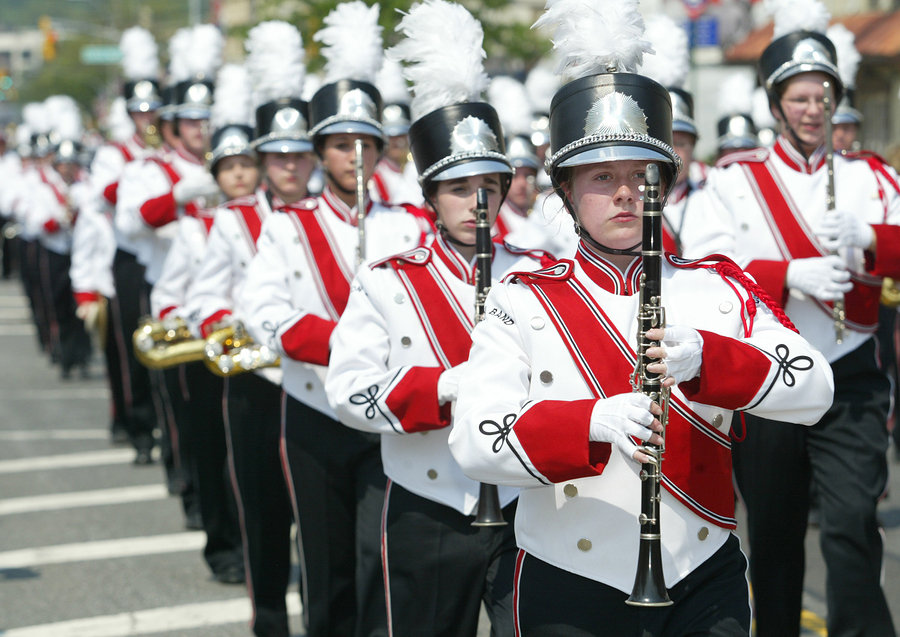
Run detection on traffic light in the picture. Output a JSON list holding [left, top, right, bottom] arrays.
[[39, 16, 57, 61]]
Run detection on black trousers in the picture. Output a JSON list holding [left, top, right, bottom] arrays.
[[21, 239, 50, 354], [160, 364, 198, 517], [515, 534, 750, 637], [110, 249, 157, 451], [282, 395, 388, 637], [39, 247, 90, 371], [225, 373, 292, 637], [102, 296, 129, 431], [733, 338, 895, 637], [183, 362, 242, 574], [383, 482, 518, 637]]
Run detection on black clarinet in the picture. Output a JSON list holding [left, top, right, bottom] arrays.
[[626, 163, 673, 606], [471, 187, 507, 527]]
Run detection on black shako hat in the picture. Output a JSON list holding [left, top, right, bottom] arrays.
[[308, 79, 384, 143], [209, 124, 256, 173], [408, 101, 512, 186], [547, 72, 681, 189], [123, 79, 163, 113], [174, 78, 215, 120], [669, 87, 697, 137], [759, 30, 842, 103], [716, 113, 759, 152], [252, 98, 313, 153]]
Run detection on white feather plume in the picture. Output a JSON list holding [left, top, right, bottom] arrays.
[[768, 0, 830, 38], [15, 124, 32, 148], [717, 72, 756, 117], [44, 95, 83, 141], [315, 1, 383, 85], [107, 97, 136, 142], [752, 86, 778, 128], [303, 74, 324, 102], [211, 64, 254, 130], [532, 0, 651, 79], [827, 24, 860, 90], [168, 28, 193, 83], [23, 102, 50, 135], [638, 14, 689, 89], [488, 76, 533, 136], [388, 0, 489, 121], [376, 58, 410, 105], [185, 24, 224, 79], [245, 21, 306, 109], [525, 59, 561, 114], [119, 27, 159, 80]]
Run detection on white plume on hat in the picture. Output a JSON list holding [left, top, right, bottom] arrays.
[[488, 76, 532, 136], [302, 74, 323, 102], [315, 1, 383, 85], [752, 86, 778, 128], [827, 24, 861, 90], [532, 0, 651, 79], [15, 123, 32, 147], [107, 97, 136, 142], [211, 64, 254, 130], [376, 58, 410, 105], [245, 21, 306, 110], [525, 59, 561, 114], [638, 14, 689, 89], [44, 95, 83, 141], [23, 102, 50, 135], [388, 0, 489, 121], [768, 0, 830, 38], [168, 28, 193, 83], [717, 72, 756, 117], [119, 27, 159, 80], [185, 24, 225, 79]]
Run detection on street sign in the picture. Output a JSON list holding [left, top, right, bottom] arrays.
[[80, 46, 122, 65]]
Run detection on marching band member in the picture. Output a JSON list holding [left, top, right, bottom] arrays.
[[448, 1, 835, 636], [186, 21, 316, 636], [714, 74, 761, 161], [28, 96, 92, 379], [240, 4, 428, 635], [828, 24, 863, 154], [326, 3, 550, 634], [684, 1, 900, 634]]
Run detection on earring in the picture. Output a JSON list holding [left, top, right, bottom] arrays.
[[573, 221, 582, 236]]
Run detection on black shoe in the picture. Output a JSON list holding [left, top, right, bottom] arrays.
[[213, 564, 246, 585], [111, 426, 130, 445], [134, 448, 154, 465], [185, 511, 203, 530], [60, 366, 72, 380]]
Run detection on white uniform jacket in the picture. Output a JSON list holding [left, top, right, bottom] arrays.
[[661, 176, 731, 259], [184, 189, 274, 338], [684, 136, 900, 363], [506, 191, 579, 259], [88, 135, 153, 256], [326, 235, 552, 515], [70, 198, 116, 301], [240, 188, 431, 416], [115, 146, 211, 284], [448, 243, 834, 594], [494, 200, 530, 244], [371, 157, 424, 207], [150, 211, 214, 320], [8, 165, 41, 241], [27, 166, 86, 255]]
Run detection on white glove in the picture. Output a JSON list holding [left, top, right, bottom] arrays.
[[76, 301, 100, 331], [817, 208, 875, 251], [786, 256, 853, 302], [651, 325, 703, 385], [589, 393, 659, 461], [437, 362, 468, 405], [172, 172, 219, 205]]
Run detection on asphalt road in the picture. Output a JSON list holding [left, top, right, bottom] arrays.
[[0, 275, 897, 636]]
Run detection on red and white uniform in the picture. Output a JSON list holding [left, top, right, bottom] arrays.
[[326, 235, 551, 515], [150, 210, 215, 320], [449, 244, 834, 594], [371, 157, 424, 207], [506, 191, 579, 259], [115, 146, 211, 284], [27, 165, 86, 256], [70, 198, 116, 303], [684, 136, 900, 363], [240, 188, 431, 414], [493, 200, 530, 244]]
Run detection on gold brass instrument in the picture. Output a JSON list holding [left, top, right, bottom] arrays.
[[133, 315, 207, 369], [2, 221, 21, 240], [471, 187, 507, 528], [822, 80, 846, 344], [141, 122, 162, 149], [881, 278, 900, 308], [203, 321, 280, 377], [355, 137, 367, 265], [626, 163, 673, 607]]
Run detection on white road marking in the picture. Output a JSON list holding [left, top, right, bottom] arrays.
[[0, 295, 29, 307], [0, 324, 36, 335], [0, 532, 206, 569], [0, 596, 303, 636], [0, 387, 111, 400], [0, 429, 108, 441], [0, 448, 158, 474], [0, 484, 169, 516], [0, 307, 32, 319]]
